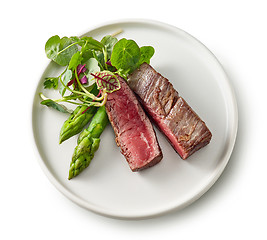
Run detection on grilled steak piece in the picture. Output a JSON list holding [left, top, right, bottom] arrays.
[[128, 63, 212, 159], [105, 75, 163, 171]]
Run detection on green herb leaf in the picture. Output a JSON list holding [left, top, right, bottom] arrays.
[[80, 49, 94, 63], [138, 46, 155, 65], [60, 69, 72, 96], [84, 58, 100, 87], [40, 99, 72, 113], [93, 51, 105, 71], [43, 77, 59, 89], [101, 35, 118, 60], [45, 35, 60, 60], [80, 36, 104, 52], [68, 52, 83, 71], [93, 71, 120, 93], [45, 35, 78, 66], [110, 38, 140, 74], [69, 36, 81, 43]]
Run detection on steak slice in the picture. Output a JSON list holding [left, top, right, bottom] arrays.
[[105, 75, 163, 171], [128, 63, 212, 159]]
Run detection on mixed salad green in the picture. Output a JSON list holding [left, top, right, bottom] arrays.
[[40, 30, 154, 179]]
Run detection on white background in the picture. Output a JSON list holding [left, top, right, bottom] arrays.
[[1, 0, 266, 239]]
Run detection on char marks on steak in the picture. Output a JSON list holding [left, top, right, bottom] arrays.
[[105, 75, 163, 171], [128, 63, 212, 159]]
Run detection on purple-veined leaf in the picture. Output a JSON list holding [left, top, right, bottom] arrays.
[[91, 71, 120, 93]]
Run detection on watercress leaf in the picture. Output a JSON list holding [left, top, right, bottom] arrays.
[[45, 35, 78, 66], [93, 71, 120, 93], [68, 52, 82, 71], [62, 69, 73, 85], [85, 58, 100, 74], [57, 37, 79, 66], [94, 51, 105, 71], [80, 36, 104, 51], [69, 36, 81, 43], [138, 46, 155, 65], [60, 69, 72, 96], [81, 49, 94, 63], [83, 58, 100, 87], [101, 35, 118, 59], [110, 38, 140, 73], [40, 99, 72, 113], [43, 77, 59, 89], [45, 35, 60, 61]]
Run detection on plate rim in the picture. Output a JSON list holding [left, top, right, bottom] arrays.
[[31, 18, 238, 219]]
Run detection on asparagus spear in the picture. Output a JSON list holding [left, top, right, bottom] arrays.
[[59, 85, 99, 144], [59, 105, 96, 144], [69, 106, 109, 179]]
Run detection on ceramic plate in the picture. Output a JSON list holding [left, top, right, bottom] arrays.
[[32, 19, 238, 219]]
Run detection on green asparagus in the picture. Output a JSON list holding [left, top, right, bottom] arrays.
[[68, 106, 109, 179], [59, 85, 99, 144], [59, 105, 97, 144]]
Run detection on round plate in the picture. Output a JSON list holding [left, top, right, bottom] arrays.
[[32, 19, 238, 219]]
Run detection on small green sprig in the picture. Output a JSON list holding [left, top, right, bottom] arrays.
[[40, 31, 155, 114], [40, 34, 119, 112], [110, 38, 155, 78]]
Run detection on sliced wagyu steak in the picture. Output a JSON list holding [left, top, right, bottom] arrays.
[[105, 75, 163, 171], [128, 63, 212, 159]]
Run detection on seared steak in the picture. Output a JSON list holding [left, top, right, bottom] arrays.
[[128, 63, 212, 159], [105, 75, 163, 171]]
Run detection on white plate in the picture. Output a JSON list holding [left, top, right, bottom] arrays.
[[32, 19, 238, 219]]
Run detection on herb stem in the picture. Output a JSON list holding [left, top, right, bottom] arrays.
[[74, 68, 90, 95], [92, 51, 104, 71], [103, 47, 108, 69], [57, 41, 79, 55], [59, 69, 105, 102], [55, 95, 77, 102], [63, 100, 83, 106], [111, 29, 123, 37], [59, 74, 88, 98], [74, 68, 103, 101], [39, 93, 48, 100], [78, 89, 107, 107]]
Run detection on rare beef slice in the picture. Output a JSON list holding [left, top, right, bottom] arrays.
[[128, 63, 212, 159], [105, 75, 163, 171]]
